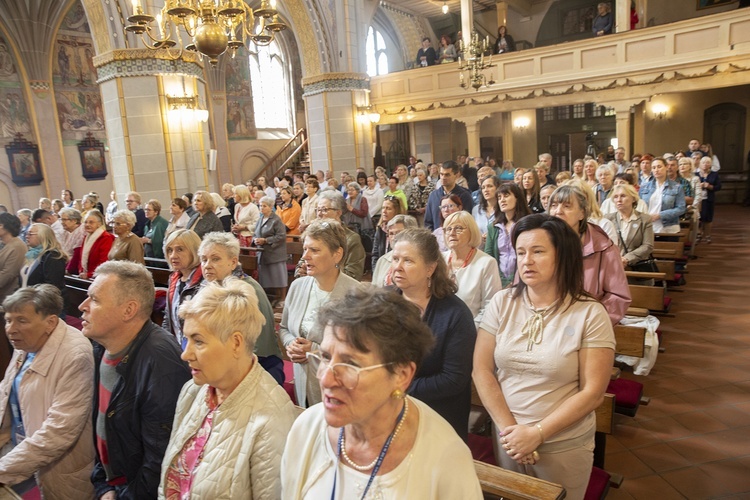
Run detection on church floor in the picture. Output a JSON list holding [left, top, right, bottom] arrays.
[[605, 204, 750, 499]]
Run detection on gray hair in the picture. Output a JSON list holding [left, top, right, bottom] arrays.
[[317, 189, 345, 211], [93, 261, 155, 319], [179, 279, 265, 356], [17, 208, 32, 219], [199, 231, 240, 260], [347, 182, 361, 193], [126, 191, 142, 204], [3, 284, 63, 317], [59, 207, 82, 223], [387, 214, 418, 229], [112, 209, 136, 228], [538, 153, 552, 162], [259, 195, 276, 208]]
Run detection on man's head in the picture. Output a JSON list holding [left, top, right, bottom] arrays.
[[666, 157, 679, 179], [688, 139, 701, 152], [315, 170, 325, 182], [615, 147, 625, 162], [440, 160, 460, 190], [31, 209, 54, 225], [79, 261, 155, 349], [538, 153, 552, 169], [421, 37, 431, 49]]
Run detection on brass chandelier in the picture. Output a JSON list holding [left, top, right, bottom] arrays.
[[125, 0, 287, 65], [457, 30, 495, 91]]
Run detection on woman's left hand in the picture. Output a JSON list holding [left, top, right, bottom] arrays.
[[499, 424, 543, 462], [255, 237, 266, 245]]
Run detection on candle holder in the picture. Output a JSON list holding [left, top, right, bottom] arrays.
[[457, 30, 495, 91]]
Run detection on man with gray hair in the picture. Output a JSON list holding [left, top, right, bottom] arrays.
[[79, 261, 189, 499], [124, 192, 147, 237]]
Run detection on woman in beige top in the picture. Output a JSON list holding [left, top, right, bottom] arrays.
[[299, 177, 320, 233], [108, 209, 145, 264]]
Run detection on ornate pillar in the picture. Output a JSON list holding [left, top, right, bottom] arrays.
[[301, 73, 372, 177], [93, 50, 211, 204], [456, 116, 488, 159], [603, 99, 644, 157]]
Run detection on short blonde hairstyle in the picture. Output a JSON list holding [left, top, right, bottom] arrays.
[[442, 211, 482, 249], [179, 279, 265, 355], [233, 184, 252, 204], [210, 192, 226, 208], [611, 184, 640, 208], [126, 191, 142, 204], [164, 229, 202, 271], [193, 190, 216, 212], [199, 232, 240, 260]]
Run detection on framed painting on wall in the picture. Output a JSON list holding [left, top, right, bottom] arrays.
[[5, 133, 43, 187], [78, 132, 108, 180], [697, 0, 736, 9]]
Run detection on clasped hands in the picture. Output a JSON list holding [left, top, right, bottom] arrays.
[[499, 424, 543, 466], [286, 337, 313, 364]]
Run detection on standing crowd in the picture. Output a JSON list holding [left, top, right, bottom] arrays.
[[0, 138, 719, 499]]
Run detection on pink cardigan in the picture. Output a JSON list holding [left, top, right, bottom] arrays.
[[582, 223, 631, 325]]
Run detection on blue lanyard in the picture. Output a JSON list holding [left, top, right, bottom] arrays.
[[331, 402, 406, 500]]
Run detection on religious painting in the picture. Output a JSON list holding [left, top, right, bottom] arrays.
[[78, 132, 107, 180], [697, 0, 736, 8], [5, 134, 43, 186], [226, 46, 257, 140], [0, 36, 33, 143], [53, 1, 106, 144]]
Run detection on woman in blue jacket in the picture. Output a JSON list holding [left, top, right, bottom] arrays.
[[639, 157, 686, 234]]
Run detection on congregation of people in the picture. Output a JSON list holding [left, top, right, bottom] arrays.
[[0, 137, 721, 499]]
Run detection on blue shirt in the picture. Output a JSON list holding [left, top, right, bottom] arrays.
[[10, 352, 36, 445]]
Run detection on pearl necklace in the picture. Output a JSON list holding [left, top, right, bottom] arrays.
[[340, 398, 409, 471]]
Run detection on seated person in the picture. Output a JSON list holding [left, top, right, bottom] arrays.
[[0, 285, 95, 498]]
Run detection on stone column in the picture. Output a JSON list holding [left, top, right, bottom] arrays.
[[456, 116, 487, 159], [603, 99, 644, 158], [502, 111, 514, 161], [301, 73, 372, 178], [615, 0, 631, 33], [93, 50, 211, 205], [496, 1, 508, 29]]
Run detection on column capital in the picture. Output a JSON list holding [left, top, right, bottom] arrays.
[[301, 72, 370, 97], [600, 98, 646, 113], [454, 114, 490, 126], [93, 49, 205, 84]]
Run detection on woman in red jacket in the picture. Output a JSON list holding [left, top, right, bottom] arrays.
[[66, 209, 114, 279]]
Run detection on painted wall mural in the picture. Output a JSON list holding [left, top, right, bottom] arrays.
[[226, 47, 257, 140], [0, 35, 33, 143], [53, 1, 106, 145]]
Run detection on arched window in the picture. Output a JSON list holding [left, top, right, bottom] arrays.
[[248, 39, 292, 131], [365, 26, 389, 77]]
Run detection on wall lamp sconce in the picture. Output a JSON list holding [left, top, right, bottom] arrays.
[[513, 117, 530, 130], [167, 94, 209, 122], [357, 105, 381, 124], [652, 104, 669, 120]]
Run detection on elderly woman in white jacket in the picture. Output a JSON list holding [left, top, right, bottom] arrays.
[[159, 279, 296, 500]]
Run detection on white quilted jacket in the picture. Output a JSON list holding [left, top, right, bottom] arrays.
[[158, 357, 296, 499]]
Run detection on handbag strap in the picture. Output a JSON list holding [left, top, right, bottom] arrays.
[[616, 224, 630, 254]]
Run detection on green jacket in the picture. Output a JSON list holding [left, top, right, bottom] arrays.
[[144, 215, 169, 259]]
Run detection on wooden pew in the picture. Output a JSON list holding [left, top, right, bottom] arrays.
[[652, 241, 685, 260], [64, 275, 91, 318], [144, 257, 169, 269], [626, 284, 671, 316], [613, 324, 647, 358], [145, 266, 171, 288]]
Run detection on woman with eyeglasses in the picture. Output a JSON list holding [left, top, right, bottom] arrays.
[[391, 228, 476, 441], [433, 194, 462, 252], [371, 196, 403, 270], [108, 209, 146, 264], [279, 220, 359, 407], [20, 224, 69, 312], [442, 212, 502, 328], [282, 287, 482, 498]]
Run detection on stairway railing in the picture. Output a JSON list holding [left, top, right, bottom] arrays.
[[255, 128, 308, 181]]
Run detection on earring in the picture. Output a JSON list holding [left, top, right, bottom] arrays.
[[335, 263, 340, 269], [427, 276, 432, 289], [391, 389, 405, 399]]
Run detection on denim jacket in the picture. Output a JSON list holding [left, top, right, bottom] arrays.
[[639, 178, 686, 227]]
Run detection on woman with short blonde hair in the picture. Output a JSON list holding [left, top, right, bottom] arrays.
[[108, 209, 145, 264], [232, 185, 260, 246], [160, 280, 296, 499], [163, 229, 204, 348]]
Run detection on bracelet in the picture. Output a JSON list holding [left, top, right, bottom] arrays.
[[536, 423, 545, 444]]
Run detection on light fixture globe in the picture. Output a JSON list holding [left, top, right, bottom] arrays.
[[193, 21, 229, 64]]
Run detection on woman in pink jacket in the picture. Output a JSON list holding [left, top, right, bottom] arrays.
[[548, 184, 631, 324], [0, 285, 95, 499]]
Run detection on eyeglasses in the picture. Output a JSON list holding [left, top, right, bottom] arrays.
[[440, 204, 458, 211], [316, 207, 337, 214], [444, 225, 466, 235], [60, 218, 71, 222], [384, 195, 398, 201], [113, 222, 129, 226], [306, 350, 392, 390]]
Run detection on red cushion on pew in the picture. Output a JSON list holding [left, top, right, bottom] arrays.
[[663, 296, 672, 312], [64, 315, 84, 331], [467, 433, 497, 465], [607, 378, 643, 409], [585, 466, 611, 500]]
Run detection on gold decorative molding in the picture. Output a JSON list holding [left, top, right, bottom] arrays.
[[93, 49, 204, 68], [301, 72, 370, 86]]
